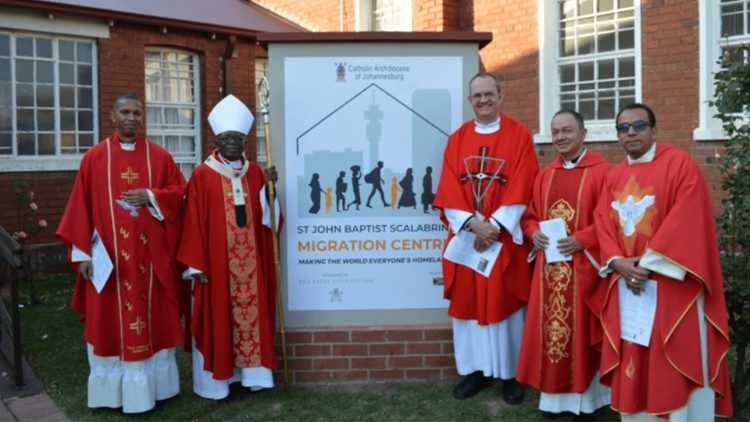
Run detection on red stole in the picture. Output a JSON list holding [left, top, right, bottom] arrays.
[[593, 144, 732, 417], [56, 134, 186, 360], [517, 152, 610, 393], [434, 114, 538, 324]]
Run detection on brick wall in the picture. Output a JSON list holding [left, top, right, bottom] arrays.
[[0, 22, 260, 241], [280, 325, 457, 384]]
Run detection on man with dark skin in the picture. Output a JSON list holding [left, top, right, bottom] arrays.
[[593, 103, 733, 419], [57, 94, 186, 413], [178, 94, 280, 400]]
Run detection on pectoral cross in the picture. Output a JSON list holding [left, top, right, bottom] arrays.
[[129, 316, 146, 336], [121, 166, 139, 184], [459, 146, 507, 213]]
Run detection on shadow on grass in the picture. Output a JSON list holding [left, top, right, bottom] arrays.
[[18, 275, 740, 421]]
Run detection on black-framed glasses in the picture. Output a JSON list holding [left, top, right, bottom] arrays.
[[616, 120, 652, 134]]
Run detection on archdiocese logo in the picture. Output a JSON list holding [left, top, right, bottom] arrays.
[[335, 62, 346, 82]]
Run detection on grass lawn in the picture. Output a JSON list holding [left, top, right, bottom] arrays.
[[16, 275, 736, 421]]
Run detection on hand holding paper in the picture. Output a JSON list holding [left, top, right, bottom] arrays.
[[443, 230, 502, 277], [539, 218, 571, 263]]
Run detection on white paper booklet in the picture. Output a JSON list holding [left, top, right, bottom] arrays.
[[91, 229, 113, 294], [617, 277, 657, 347], [443, 229, 502, 278], [539, 218, 571, 263]]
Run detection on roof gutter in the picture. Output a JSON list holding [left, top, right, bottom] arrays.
[[0, 0, 262, 39]]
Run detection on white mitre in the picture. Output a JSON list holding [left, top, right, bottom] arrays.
[[207, 94, 254, 135]]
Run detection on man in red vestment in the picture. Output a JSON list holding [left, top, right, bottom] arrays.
[[178, 94, 279, 400], [594, 103, 732, 419], [517, 110, 611, 418], [56, 94, 186, 413], [434, 72, 538, 403]]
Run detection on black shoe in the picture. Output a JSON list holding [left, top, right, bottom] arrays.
[[501, 378, 525, 405], [452, 371, 493, 399]]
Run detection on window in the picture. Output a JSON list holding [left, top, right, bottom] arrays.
[[0, 32, 97, 163], [696, 0, 750, 140], [356, 0, 412, 31], [537, 0, 641, 142], [255, 58, 268, 167], [144, 49, 201, 177]]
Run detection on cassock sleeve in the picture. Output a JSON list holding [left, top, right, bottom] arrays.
[[642, 155, 717, 291], [56, 151, 94, 259], [177, 170, 209, 274]]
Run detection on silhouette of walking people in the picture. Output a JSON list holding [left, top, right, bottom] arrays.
[[365, 161, 389, 208], [347, 165, 362, 211], [335, 170, 347, 212], [421, 166, 436, 213], [308, 173, 325, 214], [397, 168, 417, 209]]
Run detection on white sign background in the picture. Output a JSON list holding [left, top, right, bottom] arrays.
[[284, 56, 463, 310]]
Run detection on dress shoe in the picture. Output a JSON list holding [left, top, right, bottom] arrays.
[[501, 378, 525, 405], [452, 371, 493, 399]]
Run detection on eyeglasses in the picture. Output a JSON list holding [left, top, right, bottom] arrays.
[[470, 91, 499, 101], [616, 120, 652, 134]]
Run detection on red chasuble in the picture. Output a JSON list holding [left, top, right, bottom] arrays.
[[434, 113, 538, 325], [516, 152, 610, 394], [593, 144, 732, 417], [177, 151, 278, 380], [56, 135, 186, 361]]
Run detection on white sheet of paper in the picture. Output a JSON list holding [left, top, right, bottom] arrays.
[[539, 218, 571, 263], [443, 230, 502, 277], [90, 229, 113, 294], [618, 277, 657, 347]]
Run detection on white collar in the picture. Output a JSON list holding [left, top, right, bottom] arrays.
[[562, 148, 587, 169], [205, 154, 249, 206], [119, 141, 136, 151], [627, 142, 657, 165], [474, 116, 501, 134]]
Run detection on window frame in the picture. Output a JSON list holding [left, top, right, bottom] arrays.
[[0, 31, 99, 172], [536, 0, 642, 144], [355, 0, 413, 32], [144, 47, 202, 178], [695, 0, 749, 141]]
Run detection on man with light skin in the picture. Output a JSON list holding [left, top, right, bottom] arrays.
[[434, 72, 538, 403], [593, 103, 733, 419], [517, 110, 611, 419], [57, 94, 186, 413]]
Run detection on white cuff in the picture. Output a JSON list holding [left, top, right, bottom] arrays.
[[182, 267, 202, 280], [72, 244, 91, 262], [146, 189, 165, 221], [444, 208, 474, 234], [260, 186, 280, 229], [490, 204, 526, 245], [639, 249, 687, 281]]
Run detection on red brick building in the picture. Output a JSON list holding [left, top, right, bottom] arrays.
[[0, 0, 737, 385], [0, 0, 300, 244]]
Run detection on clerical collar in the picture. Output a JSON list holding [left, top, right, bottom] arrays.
[[474, 116, 501, 134], [562, 148, 587, 169], [627, 142, 656, 165], [219, 154, 243, 170], [119, 140, 136, 151]]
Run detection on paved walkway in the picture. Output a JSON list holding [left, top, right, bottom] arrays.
[[0, 392, 67, 422]]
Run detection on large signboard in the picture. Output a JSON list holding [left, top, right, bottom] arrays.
[[284, 56, 463, 311]]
